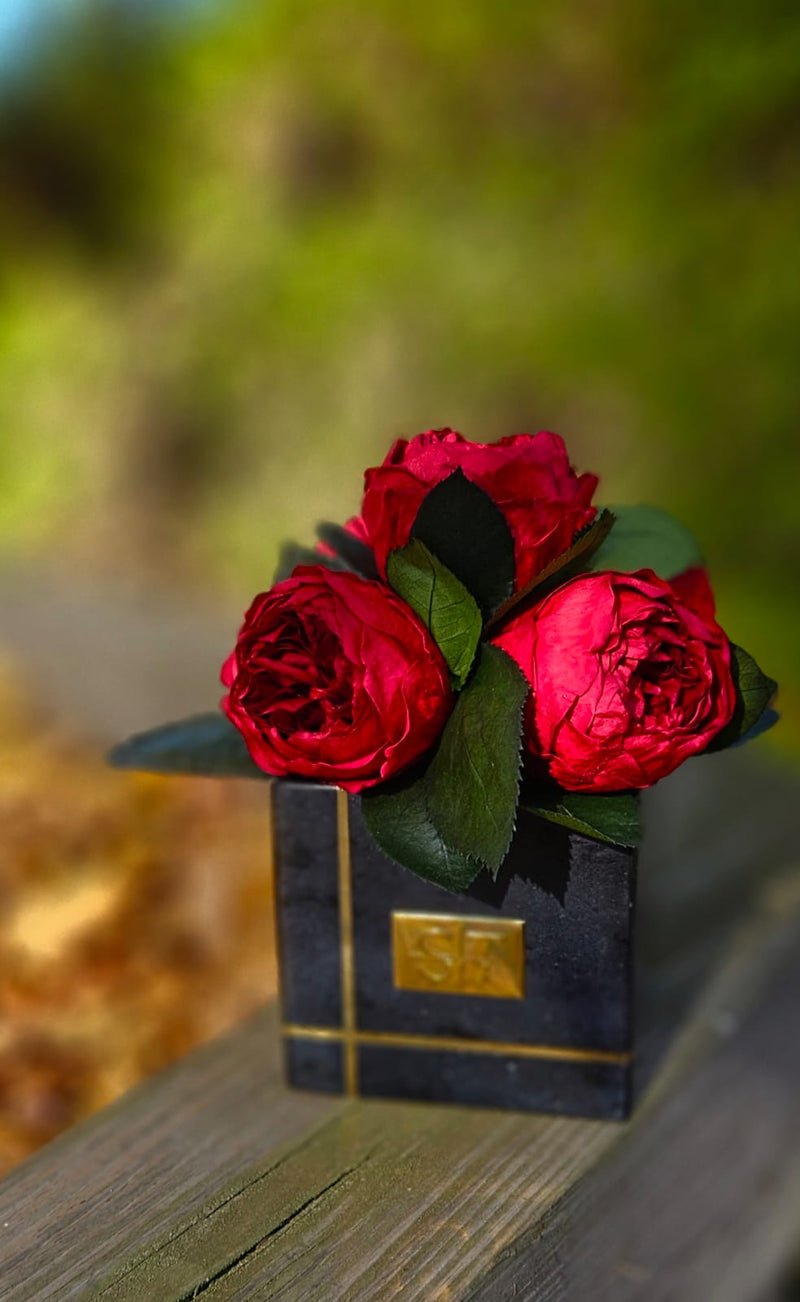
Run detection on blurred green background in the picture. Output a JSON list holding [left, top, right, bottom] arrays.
[[0, 0, 798, 749]]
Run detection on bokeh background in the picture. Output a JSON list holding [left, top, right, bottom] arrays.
[[0, 0, 798, 1171]]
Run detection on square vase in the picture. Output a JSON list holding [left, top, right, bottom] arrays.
[[272, 778, 636, 1120]]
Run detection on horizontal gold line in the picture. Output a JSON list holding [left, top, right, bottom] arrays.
[[282, 1023, 632, 1066], [284, 1024, 345, 1042]]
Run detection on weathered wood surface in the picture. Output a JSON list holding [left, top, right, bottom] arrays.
[[0, 748, 798, 1300], [0, 1004, 336, 1300], [473, 874, 800, 1302]]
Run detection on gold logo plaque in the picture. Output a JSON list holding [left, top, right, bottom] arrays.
[[392, 912, 525, 999]]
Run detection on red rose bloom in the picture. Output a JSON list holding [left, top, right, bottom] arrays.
[[358, 428, 598, 591], [493, 568, 736, 792], [221, 567, 453, 792], [668, 564, 718, 623]]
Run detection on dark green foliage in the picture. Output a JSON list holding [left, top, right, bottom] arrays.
[[425, 646, 528, 874], [588, 505, 703, 581], [520, 784, 641, 849], [410, 470, 516, 618], [108, 712, 267, 780], [386, 539, 482, 688], [706, 644, 778, 752], [361, 769, 481, 892], [362, 646, 528, 889], [732, 707, 780, 748]]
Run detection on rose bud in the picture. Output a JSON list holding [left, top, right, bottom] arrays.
[[357, 428, 598, 591], [493, 568, 737, 792], [221, 566, 453, 792]]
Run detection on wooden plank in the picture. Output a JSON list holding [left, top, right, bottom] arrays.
[[469, 874, 800, 1302], [0, 747, 797, 1300], [1, 861, 795, 1300], [83, 864, 800, 1302], [0, 1005, 337, 1301]]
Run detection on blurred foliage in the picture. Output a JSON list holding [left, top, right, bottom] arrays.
[[0, 660, 274, 1174], [0, 0, 798, 747]]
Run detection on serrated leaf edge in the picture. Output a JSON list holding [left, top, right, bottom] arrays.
[[485, 509, 616, 632], [425, 646, 528, 875], [518, 789, 641, 849], [360, 783, 484, 892]]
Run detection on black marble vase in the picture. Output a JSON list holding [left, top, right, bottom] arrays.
[[272, 778, 636, 1120]]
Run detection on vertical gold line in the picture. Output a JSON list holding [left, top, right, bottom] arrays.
[[336, 787, 358, 1095], [265, 780, 283, 1009]]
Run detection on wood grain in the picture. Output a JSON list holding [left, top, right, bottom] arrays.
[[87, 866, 800, 1302], [0, 748, 797, 1300], [469, 874, 800, 1302], [0, 1006, 337, 1301]]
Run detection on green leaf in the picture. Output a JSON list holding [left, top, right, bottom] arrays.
[[425, 645, 529, 874], [706, 644, 778, 752], [520, 783, 641, 848], [363, 645, 528, 888], [108, 712, 267, 780], [387, 539, 482, 689], [315, 521, 378, 579], [486, 510, 616, 631], [732, 706, 780, 748], [410, 468, 515, 617], [361, 769, 481, 892], [587, 504, 703, 580], [274, 540, 348, 583]]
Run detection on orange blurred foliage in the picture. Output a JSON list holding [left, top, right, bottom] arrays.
[[0, 665, 276, 1175]]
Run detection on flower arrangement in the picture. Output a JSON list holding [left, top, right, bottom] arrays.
[[112, 429, 778, 894]]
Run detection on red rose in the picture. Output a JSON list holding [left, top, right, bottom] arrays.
[[667, 564, 717, 623], [221, 566, 453, 792], [358, 428, 598, 590], [493, 568, 736, 792]]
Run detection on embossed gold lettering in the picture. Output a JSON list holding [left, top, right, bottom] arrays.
[[392, 913, 525, 998]]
